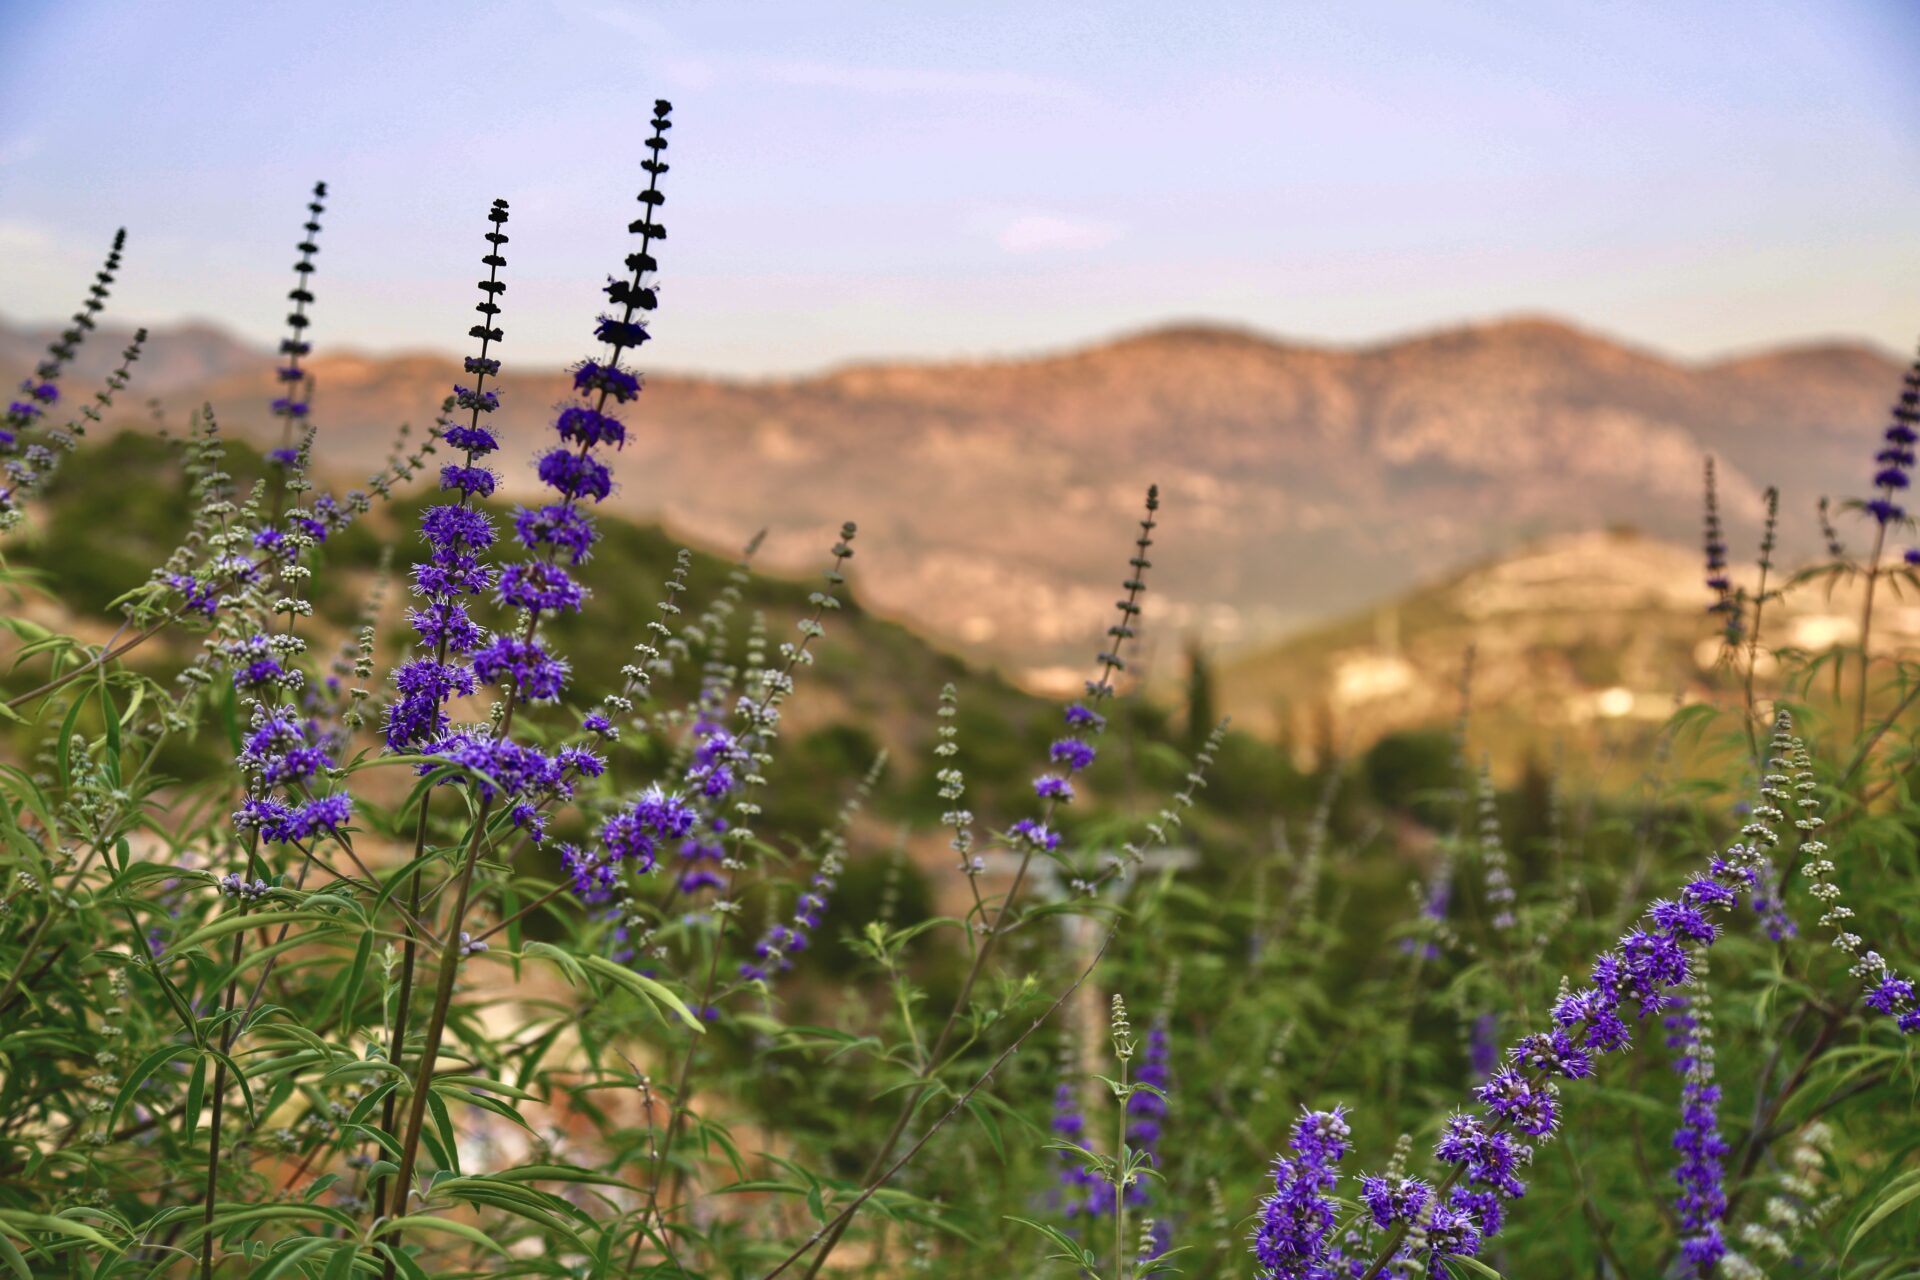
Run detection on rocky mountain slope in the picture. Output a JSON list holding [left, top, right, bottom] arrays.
[[1216, 526, 1918, 769], [3, 314, 1904, 677]]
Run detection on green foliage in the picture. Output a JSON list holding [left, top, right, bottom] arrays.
[[2, 400, 1919, 1280]]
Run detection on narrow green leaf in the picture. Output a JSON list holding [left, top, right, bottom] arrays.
[[105, 1044, 195, 1134], [373, 1215, 506, 1256], [578, 953, 703, 1031], [173, 909, 346, 953], [1846, 1171, 1920, 1260]]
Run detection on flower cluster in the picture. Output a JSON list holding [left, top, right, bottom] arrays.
[[1051, 1075, 1098, 1219], [1125, 1019, 1174, 1263], [1666, 965, 1728, 1275], [1263, 716, 1818, 1277], [386, 199, 510, 753], [412, 106, 669, 862], [935, 682, 979, 877], [1782, 732, 1920, 1033], [739, 842, 843, 982], [1, 328, 146, 529], [1252, 1108, 1352, 1278], [1475, 762, 1515, 932], [0, 229, 125, 520], [1863, 347, 1919, 524], [1126, 1019, 1171, 1150], [673, 685, 751, 894], [1743, 856, 1796, 943], [1702, 457, 1742, 644], [231, 705, 353, 847], [1723, 1121, 1838, 1277], [562, 787, 695, 902]]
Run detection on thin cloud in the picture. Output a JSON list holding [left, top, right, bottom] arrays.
[[997, 213, 1123, 254]]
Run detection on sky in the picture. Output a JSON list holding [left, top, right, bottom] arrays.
[[1, 0, 1917, 374]]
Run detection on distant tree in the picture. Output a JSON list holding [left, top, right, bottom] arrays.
[[1184, 635, 1216, 752]]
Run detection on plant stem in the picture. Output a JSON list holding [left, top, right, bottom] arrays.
[[382, 794, 498, 1219], [760, 922, 1120, 1280], [1855, 522, 1888, 740], [1114, 1055, 1129, 1280]]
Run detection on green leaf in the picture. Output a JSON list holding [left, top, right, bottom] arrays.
[[251, 1237, 335, 1280], [1006, 1216, 1096, 1269], [183, 1203, 355, 1245], [494, 1164, 635, 1191], [1846, 1168, 1920, 1260], [0, 1211, 120, 1251], [320, 1241, 358, 1280], [105, 1043, 195, 1134], [377, 1242, 434, 1280], [965, 1097, 1005, 1162], [578, 953, 703, 1031], [373, 1215, 507, 1256], [1442, 1256, 1508, 1280], [96, 681, 120, 786], [173, 909, 347, 953], [0, 1234, 27, 1280]]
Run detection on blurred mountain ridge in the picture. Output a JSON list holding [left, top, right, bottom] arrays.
[[2, 312, 1903, 677]]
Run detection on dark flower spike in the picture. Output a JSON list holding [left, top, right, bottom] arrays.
[[1701, 457, 1741, 647], [1, 227, 125, 461], [387, 119, 679, 1217], [1010, 485, 1158, 853], [1665, 961, 1728, 1274], [1817, 495, 1845, 559], [501, 102, 671, 607], [268, 181, 327, 470], [385, 197, 511, 753], [1861, 343, 1920, 525], [1317, 711, 1853, 1280], [0, 327, 146, 530]]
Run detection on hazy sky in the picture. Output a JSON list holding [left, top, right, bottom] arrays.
[[2, 0, 1917, 373]]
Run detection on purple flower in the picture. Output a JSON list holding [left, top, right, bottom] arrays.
[[535, 449, 613, 503], [1666, 990, 1729, 1276], [496, 560, 585, 613], [1866, 975, 1917, 1015], [440, 463, 497, 498], [512, 504, 597, 564], [1252, 1108, 1352, 1279], [1009, 819, 1059, 853], [453, 384, 500, 413], [554, 405, 627, 448], [1051, 1081, 1096, 1218], [741, 854, 842, 981], [572, 360, 641, 403], [1033, 774, 1075, 801], [1359, 1174, 1433, 1231], [471, 635, 569, 702], [1864, 356, 1920, 524], [1050, 738, 1097, 772], [597, 787, 695, 876]]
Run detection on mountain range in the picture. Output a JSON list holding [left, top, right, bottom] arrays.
[[2, 313, 1905, 681]]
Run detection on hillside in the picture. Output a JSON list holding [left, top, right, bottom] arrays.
[[1216, 526, 1919, 770], [3, 314, 1904, 679], [5, 432, 1326, 922]]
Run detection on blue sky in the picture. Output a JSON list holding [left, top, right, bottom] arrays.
[[2, 0, 1917, 373]]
